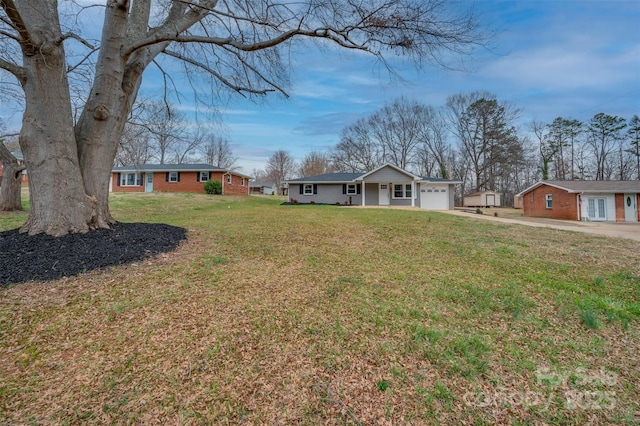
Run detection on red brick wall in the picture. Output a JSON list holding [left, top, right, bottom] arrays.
[[214, 171, 249, 195], [111, 171, 249, 195], [153, 172, 206, 193], [523, 184, 579, 220], [111, 173, 145, 192]]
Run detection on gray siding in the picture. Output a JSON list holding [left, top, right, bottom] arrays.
[[364, 183, 378, 205], [291, 183, 362, 205], [363, 167, 412, 182]]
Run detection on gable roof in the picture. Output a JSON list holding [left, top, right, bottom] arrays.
[[113, 164, 251, 178], [287, 172, 363, 183], [518, 180, 640, 196], [359, 163, 422, 180], [287, 164, 461, 184]]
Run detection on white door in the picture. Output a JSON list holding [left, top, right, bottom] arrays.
[[420, 187, 449, 210], [587, 198, 607, 221], [145, 173, 153, 192], [624, 194, 638, 222], [379, 183, 390, 205]]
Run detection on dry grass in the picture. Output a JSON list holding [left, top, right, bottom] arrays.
[[1, 193, 639, 424]]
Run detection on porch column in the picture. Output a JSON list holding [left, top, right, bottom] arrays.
[[361, 181, 366, 206], [411, 181, 415, 207]]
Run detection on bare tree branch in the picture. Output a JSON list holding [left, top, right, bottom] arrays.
[[0, 57, 26, 82], [0, 0, 40, 55], [163, 49, 276, 96]]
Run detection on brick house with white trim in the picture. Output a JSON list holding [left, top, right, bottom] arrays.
[[517, 181, 640, 222], [111, 164, 251, 195]]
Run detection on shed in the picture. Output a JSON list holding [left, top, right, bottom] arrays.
[[513, 195, 523, 209], [463, 191, 501, 208]]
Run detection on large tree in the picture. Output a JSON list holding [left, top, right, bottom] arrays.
[[0, 0, 484, 235], [265, 150, 295, 195], [0, 137, 25, 211], [586, 113, 627, 181]]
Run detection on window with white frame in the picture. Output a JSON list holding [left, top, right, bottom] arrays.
[[169, 172, 179, 182], [241, 177, 245, 186], [346, 184, 357, 195], [393, 183, 412, 199], [226, 174, 232, 183], [120, 172, 142, 186], [545, 194, 553, 209], [199, 171, 210, 182], [303, 184, 313, 195]]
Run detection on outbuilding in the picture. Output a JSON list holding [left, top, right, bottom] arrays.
[[463, 191, 501, 208], [517, 180, 640, 222]]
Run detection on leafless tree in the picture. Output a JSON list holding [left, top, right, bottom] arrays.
[[416, 106, 451, 178], [332, 117, 385, 173], [298, 151, 334, 177], [0, 0, 486, 235], [265, 150, 295, 195], [369, 97, 427, 170], [202, 135, 238, 169]]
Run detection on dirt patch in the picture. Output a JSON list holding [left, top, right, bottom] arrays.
[[0, 222, 187, 287]]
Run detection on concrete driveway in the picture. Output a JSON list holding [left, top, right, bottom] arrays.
[[441, 209, 640, 242]]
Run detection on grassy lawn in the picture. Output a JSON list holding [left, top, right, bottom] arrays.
[[1, 193, 639, 424]]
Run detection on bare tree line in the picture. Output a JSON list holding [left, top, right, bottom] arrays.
[[116, 101, 238, 169], [256, 93, 639, 205]]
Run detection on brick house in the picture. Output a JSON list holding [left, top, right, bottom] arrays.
[[517, 181, 640, 222], [111, 164, 251, 195]]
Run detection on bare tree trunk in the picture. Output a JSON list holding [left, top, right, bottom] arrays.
[[18, 17, 96, 236], [0, 143, 24, 211]]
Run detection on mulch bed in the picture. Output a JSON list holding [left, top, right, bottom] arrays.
[[0, 222, 187, 287]]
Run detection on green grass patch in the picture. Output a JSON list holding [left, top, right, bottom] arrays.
[[1, 193, 639, 424]]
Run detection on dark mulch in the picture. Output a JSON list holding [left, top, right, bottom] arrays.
[[0, 222, 187, 287]]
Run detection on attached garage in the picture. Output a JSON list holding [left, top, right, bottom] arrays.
[[420, 183, 454, 210]]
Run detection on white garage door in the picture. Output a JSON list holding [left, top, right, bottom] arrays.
[[421, 187, 449, 210]]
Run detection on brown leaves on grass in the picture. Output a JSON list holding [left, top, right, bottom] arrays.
[[1, 195, 639, 424]]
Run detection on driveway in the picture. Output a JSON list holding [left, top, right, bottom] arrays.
[[441, 209, 640, 242]]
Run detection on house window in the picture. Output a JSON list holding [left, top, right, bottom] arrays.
[[120, 172, 142, 186], [303, 184, 313, 195], [241, 177, 245, 186], [226, 174, 232, 183], [545, 194, 552, 209], [346, 184, 357, 195], [199, 172, 210, 182], [169, 172, 179, 182], [393, 183, 412, 199]]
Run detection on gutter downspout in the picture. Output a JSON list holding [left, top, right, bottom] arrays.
[[411, 180, 415, 207], [361, 180, 366, 206]]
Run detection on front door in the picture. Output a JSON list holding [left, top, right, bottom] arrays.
[[145, 173, 153, 192], [587, 198, 607, 221], [624, 193, 638, 222], [379, 183, 390, 205]]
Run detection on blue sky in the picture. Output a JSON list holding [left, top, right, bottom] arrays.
[[202, 0, 640, 174], [1, 1, 639, 175]]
